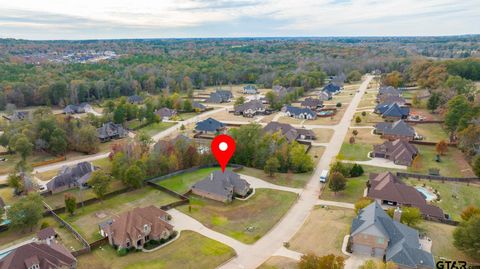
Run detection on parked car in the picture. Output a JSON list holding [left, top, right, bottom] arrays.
[[319, 169, 329, 183]]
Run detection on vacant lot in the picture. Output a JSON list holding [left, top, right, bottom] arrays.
[[0, 151, 57, 175], [179, 189, 297, 244], [419, 221, 478, 263], [320, 165, 403, 203], [59, 187, 179, 242], [309, 146, 326, 166], [136, 122, 176, 136], [77, 231, 236, 269], [351, 111, 382, 126], [43, 179, 127, 209], [404, 179, 480, 221], [413, 123, 449, 143], [311, 128, 334, 143], [155, 167, 217, 194], [258, 256, 299, 269], [408, 145, 473, 177], [0, 187, 21, 204], [207, 109, 256, 123], [239, 167, 312, 188], [338, 143, 372, 161], [290, 206, 355, 257]]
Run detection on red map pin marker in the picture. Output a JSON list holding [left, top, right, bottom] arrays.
[[211, 134, 236, 173]]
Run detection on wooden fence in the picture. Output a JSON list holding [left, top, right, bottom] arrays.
[[32, 156, 66, 167], [409, 140, 457, 147], [406, 120, 445, 124], [396, 172, 480, 183]]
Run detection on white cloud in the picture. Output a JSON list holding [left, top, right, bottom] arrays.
[[0, 0, 478, 39]]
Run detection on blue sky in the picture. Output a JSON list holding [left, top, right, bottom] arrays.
[[0, 0, 479, 40]]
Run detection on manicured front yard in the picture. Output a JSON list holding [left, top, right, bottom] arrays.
[[77, 231, 236, 269], [320, 165, 403, 203], [289, 206, 355, 257], [155, 167, 217, 194], [419, 221, 478, 263], [179, 189, 298, 244], [338, 143, 371, 161], [408, 145, 473, 177], [238, 167, 312, 188], [59, 187, 180, 242], [404, 179, 480, 221]]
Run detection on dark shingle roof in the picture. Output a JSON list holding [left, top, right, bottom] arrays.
[[284, 106, 316, 118], [323, 83, 341, 93], [301, 98, 323, 108], [0, 242, 76, 269], [37, 227, 56, 240], [380, 103, 410, 118], [351, 202, 435, 269], [195, 117, 225, 132], [46, 162, 94, 191], [192, 102, 206, 111], [234, 100, 265, 114], [375, 120, 415, 138], [96, 122, 127, 139], [192, 170, 250, 199], [373, 139, 418, 165], [155, 107, 177, 119]]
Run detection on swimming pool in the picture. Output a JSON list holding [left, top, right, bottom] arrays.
[[415, 187, 436, 202], [318, 110, 334, 116]]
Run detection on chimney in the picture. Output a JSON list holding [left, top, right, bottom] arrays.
[[393, 207, 402, 222]]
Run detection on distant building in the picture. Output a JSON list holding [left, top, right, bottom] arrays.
[[378, 86, 400, 97], [0, 242, 77, 269], [243, 85, 258, 94], [206, 90, 233, 103], [3, 111, 29, 122], [195, 117, 225, 134], [367, 172, 444, 220], [263, 122, 316, 142], [322, 83, 341, 95], [350, 201, 435, 269], [234, 100, 266, 117], [318, 91, 332, 101], [37, 227, 58, 245], [283, 106, 317, 120], [99, 206, 173, 250], [46, 162, 95, 193], [192, 102, 207, 112], [375, 120, 416, 141], [372, 139, 418, 166], [191, 170, 251, 203], [272, 85, 295, 99], [63, 103, 92, 114], [127, 95, 144, 104], [300, 97, 323, 110], [374, 103, 410, 121], [155, 107, 177, 120], [96, 122, 127, 142]]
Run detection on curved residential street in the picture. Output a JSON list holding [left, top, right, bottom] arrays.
[[218, 75, 373, 269]]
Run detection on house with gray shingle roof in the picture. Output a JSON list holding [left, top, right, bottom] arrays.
[[155, 107, 177, 120], [234, 100, 266, 117], [3, 111, 29, 122], [243, 85, 258, 94], [63, 103, 92, 114], [375, 120, 416, 141], [207, 90, 233, 103], [350, 201, 435, 269], [323, 83, 341, 95], [283, 106, 317, 120], [46, 162, 95, 194], [263, 122, 316, 142], [192, 102, 207, 112], [375, 103, 410, 121], [191, 170, 251, 203], [127, 95, 144, 104], [97, 122, 127, 142], [195, 117, 225, 134], [318, 91, 332, 101], [301, 98, 323, 110]]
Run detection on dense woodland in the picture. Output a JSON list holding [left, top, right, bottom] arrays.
[[1, 36, 479, 109]]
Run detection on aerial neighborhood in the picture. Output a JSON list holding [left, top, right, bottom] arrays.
[[0, 36, 480, 269]]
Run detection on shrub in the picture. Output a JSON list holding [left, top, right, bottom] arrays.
[[355, 116, 362, 123], [117, 248, 128, 256], [350, 164, 364, 177], [361, 111, 367, 116], [40, 221, 50, 229], [336, 102, 342, 107]]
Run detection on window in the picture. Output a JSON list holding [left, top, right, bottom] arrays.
[[377, 237, 384, 244], [144, 224, 148, 232]]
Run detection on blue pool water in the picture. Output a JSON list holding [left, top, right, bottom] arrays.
[[416, 187, 435, 201]]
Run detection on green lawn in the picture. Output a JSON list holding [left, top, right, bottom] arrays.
[[238, 167, 312, 188], [136, 122, 176, 136], [338, 143, 371, 161], [408, 145, 470, 177], [43, 179, 127, 209], [178, 112, 199, 120], [58, 187, 180, 242], [0, 187, 21, 205], [418, 221, 478, 263], [404, 178, 480, 221], [155, 167, 218, 194], [414, 124, 449, 143], [92, 157, 113, 173], [77, 231, 236, 269], [0, 151, 56, 175], [320, 165, 403, 203], [179, 189, 298, 244]]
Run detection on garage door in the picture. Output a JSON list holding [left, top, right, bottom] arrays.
[[352, 244, 372, 256]]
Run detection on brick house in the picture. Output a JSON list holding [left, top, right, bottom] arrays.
[[0, 242, 77, 269], [374, 120, 416, 141], [372, 139, 418, 166]]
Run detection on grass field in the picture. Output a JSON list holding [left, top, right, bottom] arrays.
[[179, 189, 297, 244], [338, 143, 372, 161], [351, 111, 383, 126], [0, 187, 21, 205], [43, 179, 127, 209], [311, 128, 334, 143], [419, 221, 478, 263], [414, 123, 449, 143], [320, 165, 403, 203], [290, 206, 355, 257], [408, 145, 473, 177], [77, 231, 236, 269], [404, 179, 480, 221], [0, 151, 56, 175], [258, 256, 299, 269], [239, 167, 312, 188], [155, 167, 218, 194], [136, 122, 176, 136], [59, 187, 179, 242]]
